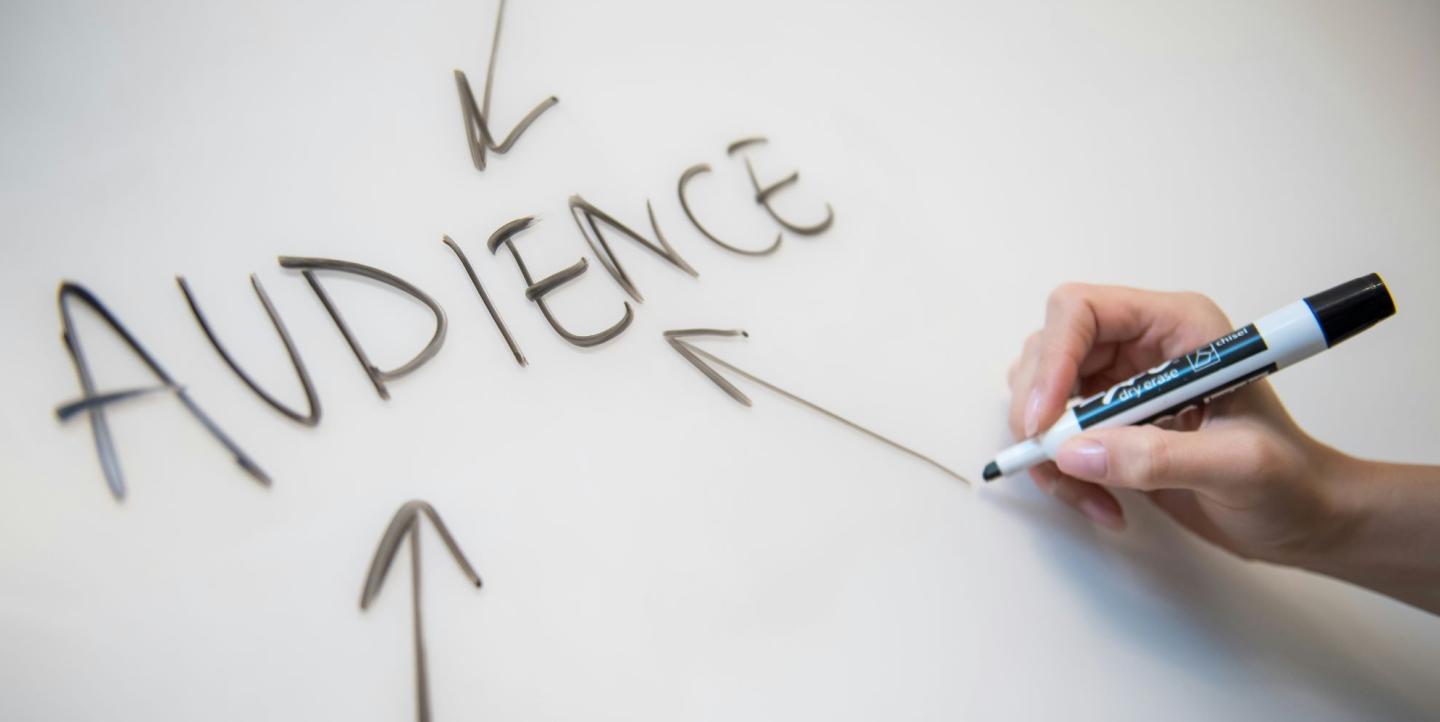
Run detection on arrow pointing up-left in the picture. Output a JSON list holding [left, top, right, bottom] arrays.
[[664, 328, 972, 485], [360, 500, 483, 722]]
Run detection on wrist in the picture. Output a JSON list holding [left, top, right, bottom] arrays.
[[1295, 449, 1374, 569], [1255, 441, 1366, 570], [1292, 452, 1440, 613]]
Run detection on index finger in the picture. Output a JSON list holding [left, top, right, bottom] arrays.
[[1022, 284, 1166, 437]]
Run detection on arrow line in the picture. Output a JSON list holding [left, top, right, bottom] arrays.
[[665, 330, 972, 485], [454, 0, 558, 171], [361, 501, 482, 722]]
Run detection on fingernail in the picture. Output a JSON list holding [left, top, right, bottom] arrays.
[[1057, 439, 1108, 479], [1023, 388, 1043, 437], [1080, 497, 1124, 530]]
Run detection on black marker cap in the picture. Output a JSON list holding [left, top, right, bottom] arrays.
[[1303, 273, 1395, 347]]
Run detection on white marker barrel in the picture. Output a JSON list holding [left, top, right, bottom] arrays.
[[985, 273, 1395, 481]]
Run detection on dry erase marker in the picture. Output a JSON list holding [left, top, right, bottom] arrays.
[[982, 273, 1395, 482]]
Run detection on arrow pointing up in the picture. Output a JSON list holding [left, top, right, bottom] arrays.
[[360, 501, 483, 722], [664, 329, 972, 485]]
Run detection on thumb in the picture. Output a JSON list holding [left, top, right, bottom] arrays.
[[1054, 424, 1274, 494]]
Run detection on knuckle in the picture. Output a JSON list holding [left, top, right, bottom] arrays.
[[1178, 291, 1231, 328], [1007, 408, 1026, 439], [1126, 427, 1171, 489], [1050, 477, 1083, 505], [1046, 283, 1086, 311], [1177, 290, 1211, 307], [1230, 432, 1282, 480], [1023, 331, 1041, 354], [1008, 398, 1027, 426]]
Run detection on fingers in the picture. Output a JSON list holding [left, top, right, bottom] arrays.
[[1004, 284, 1250, 534], [1024, 284, 1154, 437], [1054, 423, 1286, 502], [1016, 284, 1233, 440], [1024, 290, 1092, 437], [1077, 342, 1120, 377], [1007, 332, 1041, 438]]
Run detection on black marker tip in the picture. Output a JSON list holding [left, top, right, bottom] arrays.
[[982, 461, 1000, 482]]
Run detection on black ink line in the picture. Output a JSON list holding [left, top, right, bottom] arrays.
[[726, 136, 768, 156], [743, 157, 835, 236], [54, 384, 178, 422], [665, 328, 752, 406], [568, 194, 699, 304], [454, 0, 558, 171], [177, 274, 322, 426], [279, 256, 448, 401], [488, 216, 633, 347], [677, 163, 782, 256], [56, 282, 270, 500], [360, 500, 482, 722], [442, 235, 527, 367], [664, 329, 971, 485]]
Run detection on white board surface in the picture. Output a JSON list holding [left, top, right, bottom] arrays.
[[3, 0, 1439, 719]]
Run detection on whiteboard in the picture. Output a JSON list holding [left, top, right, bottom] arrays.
[[3, 0, 1439, 719]]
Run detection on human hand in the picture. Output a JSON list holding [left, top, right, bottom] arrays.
[[1006, 283, 1352, 565]]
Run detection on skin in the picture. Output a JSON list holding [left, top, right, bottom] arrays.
[[1008, 283, 1440, 614]]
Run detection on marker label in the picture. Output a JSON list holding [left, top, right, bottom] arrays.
[[1073, 324, 1268, 428]]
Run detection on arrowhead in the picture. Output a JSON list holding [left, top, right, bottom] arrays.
[[663, 329, 752, 406], [661, 329, 973, 485], [360, 500, 482, 611]]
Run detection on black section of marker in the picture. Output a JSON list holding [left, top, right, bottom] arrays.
[[1131, 363, 1277, 427], [982, 461, 1001, 481], [1304, 272, 1395, 347], [1071, 324, 1267, 430]]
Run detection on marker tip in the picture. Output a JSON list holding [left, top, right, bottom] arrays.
[[982, 461, 1001, 482]]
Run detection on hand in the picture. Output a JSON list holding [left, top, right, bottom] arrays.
[[1006, 283, 1351, 566]]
